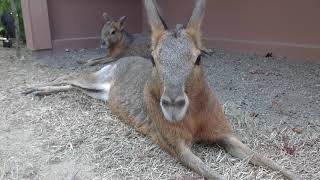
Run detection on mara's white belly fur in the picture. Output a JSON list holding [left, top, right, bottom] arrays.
[[85, 64, 117, 102]]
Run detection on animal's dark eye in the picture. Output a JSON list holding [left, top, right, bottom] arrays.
[[110, 30, 116, 35], [150, 56, 156, 66], [195, 55, 201, 65]]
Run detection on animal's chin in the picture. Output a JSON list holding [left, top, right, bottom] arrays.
[[100, 40, 109, 49]]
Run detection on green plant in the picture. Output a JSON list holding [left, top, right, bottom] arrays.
[[0, 0, 25, 41]]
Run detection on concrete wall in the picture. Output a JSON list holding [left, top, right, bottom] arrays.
[[22, 0, 142, 51], [22, 0, 320, 62], [47, 0, 142, 50], [21, 0, 52, 50], [155, 0, 320, 62]]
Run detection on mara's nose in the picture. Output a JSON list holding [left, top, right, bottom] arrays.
[[161, 96, 186, 108], [160, 92, 189, 122], [161, 86, 188, 108], [160, 85, 190, 121]]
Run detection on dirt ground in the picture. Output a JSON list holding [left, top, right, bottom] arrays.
[[0, 46, 319, 180]]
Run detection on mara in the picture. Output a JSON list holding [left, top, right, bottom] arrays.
[[25, 0, 298, 179]]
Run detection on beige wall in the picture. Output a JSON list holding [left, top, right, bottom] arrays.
[[21, 0, 52, 50], [155, 0, 320, 62], [47, 0, 142, 50], [22, 0, 320, 62]]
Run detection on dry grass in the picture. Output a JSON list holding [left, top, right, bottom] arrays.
[[0, 47, 319, 180]]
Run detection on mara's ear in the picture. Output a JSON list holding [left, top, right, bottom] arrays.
[[144, 0, 167, 48], [102, 12, 112, 21], [186, 0, 207, 48], [118, 16, 127, 30]]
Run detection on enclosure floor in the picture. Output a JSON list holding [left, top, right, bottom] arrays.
[[0, 47, 319, 179]]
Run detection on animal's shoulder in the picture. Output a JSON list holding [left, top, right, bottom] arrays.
[[109, 56, 153, 132], [111, 56, 152, 93]]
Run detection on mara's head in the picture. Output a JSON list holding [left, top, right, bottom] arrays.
[[144, 0, 207, 122], [100, 12, 127, 49]]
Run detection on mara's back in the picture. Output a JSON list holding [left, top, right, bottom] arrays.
[[119, 33, 150, 58], [108, 57, 153, 133]]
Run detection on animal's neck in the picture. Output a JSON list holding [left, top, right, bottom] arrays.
[[123, 31, 134, 46], [107, 30, 133, 57], [185, 67, 212, 112]]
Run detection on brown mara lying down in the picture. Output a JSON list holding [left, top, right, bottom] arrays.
[[77, 12, 150, 66], [24, 0, 298, 179]]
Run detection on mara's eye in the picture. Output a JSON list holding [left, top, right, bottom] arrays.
[[150, 56, 156, 66], [110, 30, 116, 35], [195, 55, 201, 65]]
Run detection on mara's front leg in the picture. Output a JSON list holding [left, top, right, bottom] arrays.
[[77, 55, 107, 65], [83, 57, 115, 66], [147, 106, 226, 179], [218, 135, 299, 180], [154, 136, 226, 180]]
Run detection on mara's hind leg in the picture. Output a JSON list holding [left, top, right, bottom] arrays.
[[24, 64, 116, 101], [218, 135, 298, 180], [23, 84, 74, 96], [23, 75, 78, 96]]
